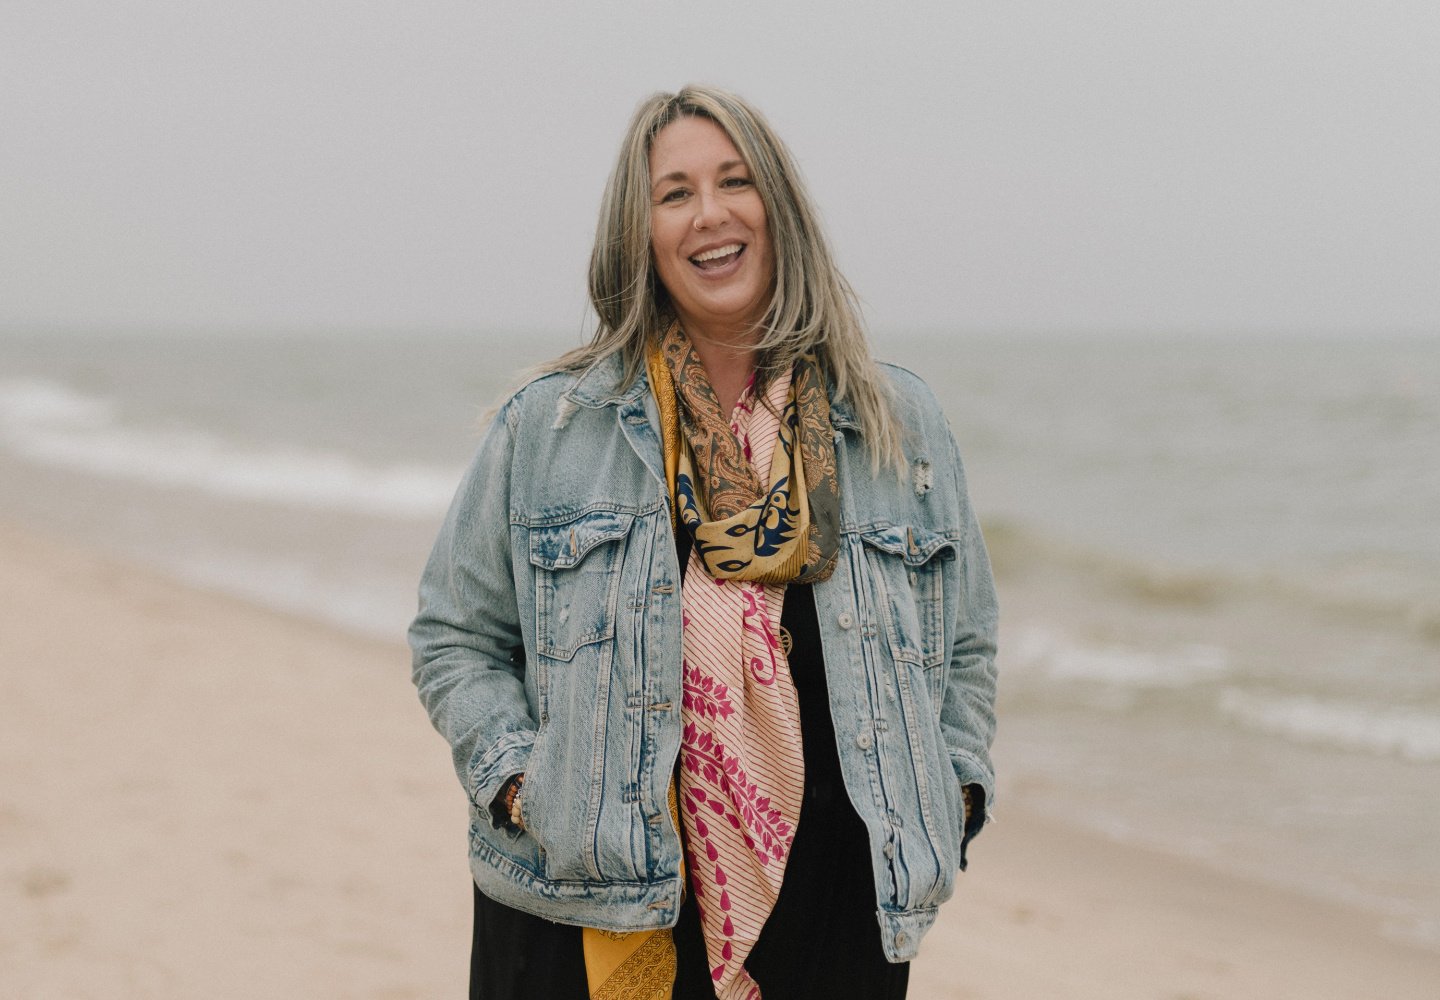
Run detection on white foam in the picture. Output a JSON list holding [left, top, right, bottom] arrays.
[[1218, 688, 1440, 763], [0, 378, 459, 519], [0, 378, 114, 426], [164, 549, 413, 641], [1012, 625, 1230, 688]]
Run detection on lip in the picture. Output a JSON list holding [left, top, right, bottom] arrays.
[[688, 239, 746, 260], [687, 240, 747, 277]]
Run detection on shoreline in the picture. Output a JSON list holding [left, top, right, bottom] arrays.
[[4, 520, 1437, 998]]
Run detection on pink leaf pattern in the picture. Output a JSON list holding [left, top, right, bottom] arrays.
[[679, 372, 803, 1000]]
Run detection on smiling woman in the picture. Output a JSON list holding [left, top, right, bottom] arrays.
[[409, 84, 999, 1000], [647, 117, 776, 413]]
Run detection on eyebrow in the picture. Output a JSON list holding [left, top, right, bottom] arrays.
[[651, 160, 748, 192]]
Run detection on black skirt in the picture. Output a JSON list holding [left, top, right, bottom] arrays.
[[469, 582, 909, 1000]]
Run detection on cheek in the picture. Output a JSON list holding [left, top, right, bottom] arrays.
[[649, 238, 685, 301], [752, 226, 775, 279], [747, 212, 773, 267], [651, 244, 680, 287], [652, 226, 686, 273], [652, 212, 688, 256]]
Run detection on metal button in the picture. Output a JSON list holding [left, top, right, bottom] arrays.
[[837, 612, 854, 629], [883, 841, 896, 859], [895, 931, 909, 949], [908, 571, 917, 586], [855, 732, 872, 750]]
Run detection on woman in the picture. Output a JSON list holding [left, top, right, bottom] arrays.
[[410, 85, 998, 1000]]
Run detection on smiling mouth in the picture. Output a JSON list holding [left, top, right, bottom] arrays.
[[689, 243, 745, 270]]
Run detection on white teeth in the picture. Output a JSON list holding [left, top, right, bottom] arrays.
[[690, 243, 743, 263]]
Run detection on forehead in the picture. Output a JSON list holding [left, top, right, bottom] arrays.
[[648, 116, 745, 175]]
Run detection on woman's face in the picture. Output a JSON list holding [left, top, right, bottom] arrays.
[[648, 116, 775, 342]]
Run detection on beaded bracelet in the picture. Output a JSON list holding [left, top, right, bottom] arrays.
[[502, 774, 525, 830]]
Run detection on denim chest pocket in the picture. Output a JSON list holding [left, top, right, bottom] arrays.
[[860, 525, 956, 675], [528, 509, 634, 661]]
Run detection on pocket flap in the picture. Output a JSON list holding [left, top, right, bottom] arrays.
[[528, 510, 635, 569], [859, 525, 956, 566]]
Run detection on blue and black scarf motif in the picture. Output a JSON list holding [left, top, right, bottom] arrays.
[[647, 324, 840, 585]]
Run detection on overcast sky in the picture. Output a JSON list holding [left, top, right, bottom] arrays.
[[2, 1, 1437, 338]]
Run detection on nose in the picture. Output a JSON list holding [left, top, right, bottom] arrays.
[[692, 186, 729, 231]]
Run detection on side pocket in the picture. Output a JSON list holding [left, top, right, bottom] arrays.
[[515, 699, 602, 882], [893, 658, 963, 905], [860, 525, 964, 909], [469, 805, 546, 883]]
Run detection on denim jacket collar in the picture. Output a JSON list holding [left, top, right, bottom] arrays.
[[564, 353, 649, 409]]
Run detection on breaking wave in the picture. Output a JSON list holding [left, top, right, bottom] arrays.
[[1218, 688, 1440, 763], [0, 378, 459, 519]]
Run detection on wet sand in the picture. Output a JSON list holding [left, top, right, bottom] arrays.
[[4, 521, 1437, 998]]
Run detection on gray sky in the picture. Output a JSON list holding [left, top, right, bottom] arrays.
[[2, 1, 1437, 337]]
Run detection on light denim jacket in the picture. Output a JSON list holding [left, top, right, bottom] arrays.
[[409, 353, 998, 962]]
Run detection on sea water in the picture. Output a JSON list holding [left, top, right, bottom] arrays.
[[2, 328, 1437, 949]]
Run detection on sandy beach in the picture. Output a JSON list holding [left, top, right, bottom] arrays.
[[4, 519, 1437, 1000]]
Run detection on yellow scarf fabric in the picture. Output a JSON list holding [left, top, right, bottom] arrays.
[[654, 325, 840, 585], [579, 332, 839, 1000]]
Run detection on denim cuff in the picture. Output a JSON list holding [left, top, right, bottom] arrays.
[[467, 729, 536, 826], [950, 749, 994, 870]]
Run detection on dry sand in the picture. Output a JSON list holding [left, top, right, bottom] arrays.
[[3, 521, 1437, 999]]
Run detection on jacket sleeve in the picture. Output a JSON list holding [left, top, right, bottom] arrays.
[[408, 398, 537, 824], [940, 425, 999, 865]]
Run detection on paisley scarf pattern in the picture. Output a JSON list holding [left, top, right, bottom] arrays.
[[634, 326, 839, 1000], [578, 330, 841, 999], [657, 324, 840, 585]]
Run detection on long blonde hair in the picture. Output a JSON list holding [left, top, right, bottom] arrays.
[[545, 84, 904, 471]]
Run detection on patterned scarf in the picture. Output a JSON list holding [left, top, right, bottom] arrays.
[[593, 326, 839, 1000], [657, 324, 841, 586], [582, 327, 839, 999]]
